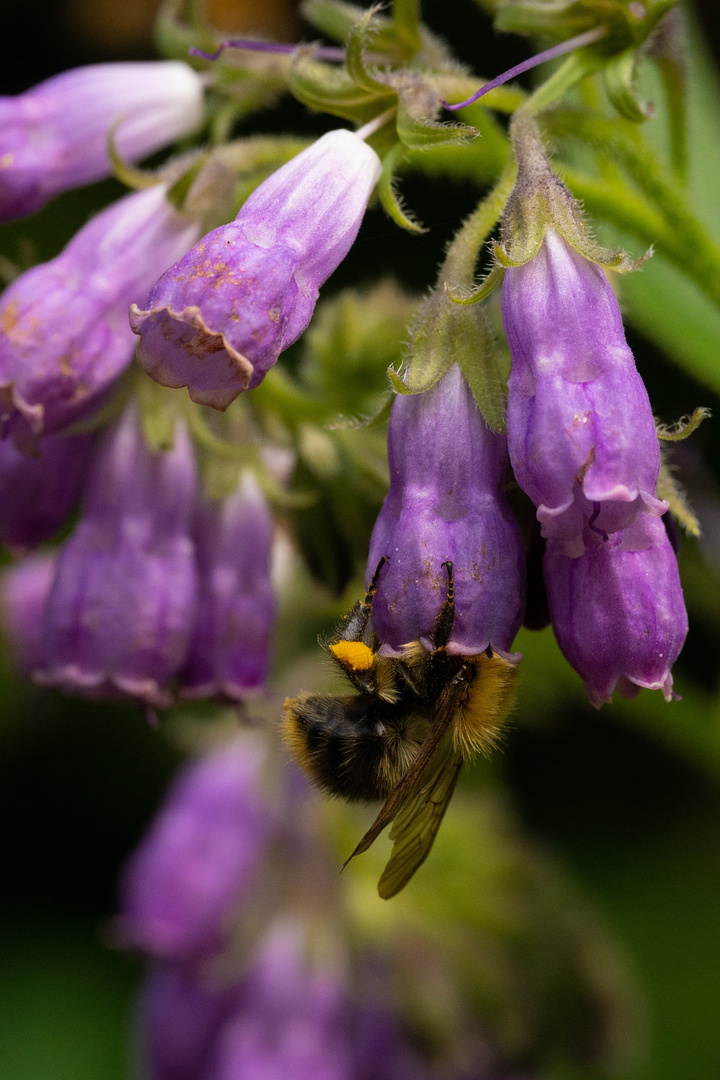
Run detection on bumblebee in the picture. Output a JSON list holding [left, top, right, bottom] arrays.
[[283, 558, 517, 898]]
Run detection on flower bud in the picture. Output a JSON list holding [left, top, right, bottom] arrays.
[[544, 512, 688, 707], [0, 432, 94, 550], [181, 473, 275, 701], [0, 185, 200, 448], [0, 62, 204, 222], [130, 129, 381, 409], [0, 551, 57, 674], [119, 734, 275, 963], [503, 228, 667, 547], [368, 364, 526, 656], [34, 404, 198, 705]]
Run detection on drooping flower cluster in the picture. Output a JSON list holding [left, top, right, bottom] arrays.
[[492, 116, 688, 705], [118, 732, 438, 1080], [118, 728, 544, 1080], [1, 60, 384, 709], [1, 403, 277, 708]]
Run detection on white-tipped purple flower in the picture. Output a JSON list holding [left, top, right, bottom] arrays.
[[34, 404, 198, 705], [130, 129, 381, 409], [503, 228, 667, 548], [544, 512, 688, 707], [0, 551, 57, 674], [119, 734, 276, 963], [0, 184, 200, 448], [0, 431, 94, 550], [181, 472, 275, 701], [0, 62, 204, 222], [367, 364, 526, 656]]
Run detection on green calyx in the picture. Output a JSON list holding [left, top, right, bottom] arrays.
[[497, 112, 642, 271], [290, 5, 476, 151], [389, 169, 518, 429], [494, 0, 678, 58]]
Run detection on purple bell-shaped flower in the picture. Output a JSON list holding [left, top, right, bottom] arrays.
[[0, 184, 200, 449], [0, 431, 94, 550], [201, 920, 352, 1080], [34, 403, 198, 705], [543, 512, 688, 706], [502, 228, 667, 550], [0, 551, 57, 675], [130, 129, 382, 408], [367, 364, 526, 656], [119, 733, 276, 963], [180, 472, 275, 701], [0, 61, 204, 222]]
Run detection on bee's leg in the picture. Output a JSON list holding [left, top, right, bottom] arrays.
[[432, 561, 456, 650], [328, 555, 390, 645]]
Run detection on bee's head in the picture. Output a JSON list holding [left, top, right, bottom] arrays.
[[326, 639, 399, 701]]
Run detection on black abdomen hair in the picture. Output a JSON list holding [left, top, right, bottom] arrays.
[[283, 693, 428, 802]]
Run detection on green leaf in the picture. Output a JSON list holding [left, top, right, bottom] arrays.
[[619, 253, 720, 391]]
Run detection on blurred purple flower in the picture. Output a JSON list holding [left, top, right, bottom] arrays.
[[368, 364, 526, 656], [0, 184, 200, 449], [34, 404, 198, 705], [0, 431, 94, 550], [181, 473, 275, 701], [502, 228, 667, 548], [130, 129, 381, 408], [201, 921, 353, 1080], [119, 734, 275, 962], [0, 61, 204, 222], [138, 961, 240, 1080], [0, 550, 57, 674], [544, 511, 688, 706]]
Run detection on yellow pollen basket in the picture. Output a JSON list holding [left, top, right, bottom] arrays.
[[329, 641, 375, 671]]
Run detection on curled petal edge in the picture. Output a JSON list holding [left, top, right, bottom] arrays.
[[33, 664, 174, 708], [129, 303, 255, 410]]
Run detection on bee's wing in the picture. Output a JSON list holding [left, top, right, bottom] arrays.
[[377, 733, 462, 899], [344, 691, 461, 898]]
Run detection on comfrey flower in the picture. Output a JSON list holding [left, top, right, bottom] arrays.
[[497, 115, 666, 551], [130, 129, 382, 408], [137, 960, 241, 1080], [119, 733, 275, 963], [34, 404, 198, 706], [367, 364, 526, 656], [0, 61, 204, 222], [201, 920, 353, 1080], [544, 512, 688, 707], [0, 184, 200, 449], [180, 472, 275, 701], [136, 922, 353, 1080], [0, 430, 94, 549], [0, 551, 57, 674], [503, 228, 666, 548]]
